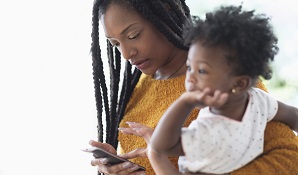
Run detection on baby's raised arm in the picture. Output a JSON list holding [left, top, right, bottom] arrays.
[[150, 88, 228, 156]]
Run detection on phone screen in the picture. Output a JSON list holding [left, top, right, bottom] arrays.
[[82, 147, 146, 171]]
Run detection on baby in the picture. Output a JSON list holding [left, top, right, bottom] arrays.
[[149, 5, 298, 174]]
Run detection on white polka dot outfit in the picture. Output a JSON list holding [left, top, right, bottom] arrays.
[[178, 88, 278, 174]]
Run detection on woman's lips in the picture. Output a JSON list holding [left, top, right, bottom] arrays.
[[134, 59, 149, 70]]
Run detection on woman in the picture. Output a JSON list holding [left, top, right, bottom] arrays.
[[89, 0, 298, 174]]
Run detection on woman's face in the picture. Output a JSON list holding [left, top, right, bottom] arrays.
[[100, 4, 178, 76]]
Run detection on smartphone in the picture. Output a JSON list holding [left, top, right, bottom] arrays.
[[82, 147, 146, 171]]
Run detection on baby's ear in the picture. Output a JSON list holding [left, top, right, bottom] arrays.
[[232, 76, 252, 93]]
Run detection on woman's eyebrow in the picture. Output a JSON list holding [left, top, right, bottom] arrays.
[[106, 23, 138, 38], [120, 23, 138, 35]]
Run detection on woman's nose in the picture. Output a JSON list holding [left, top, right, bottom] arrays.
[[119, 44, 137, 60]]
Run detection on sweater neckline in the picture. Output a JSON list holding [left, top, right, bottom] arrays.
[[143, 73, 186, 82]]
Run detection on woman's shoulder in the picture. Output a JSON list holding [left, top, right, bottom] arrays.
[[255, 79, 268, 92]]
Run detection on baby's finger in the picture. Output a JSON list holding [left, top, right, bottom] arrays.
[[212, 90, 222, 101], [210, 90, 228, 107], [218, 93, 229, 105]]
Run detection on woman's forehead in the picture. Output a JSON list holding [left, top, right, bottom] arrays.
[[100, 4, 144, 37]]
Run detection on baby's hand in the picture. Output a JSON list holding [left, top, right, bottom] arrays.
[[183, 88, 228, 109]]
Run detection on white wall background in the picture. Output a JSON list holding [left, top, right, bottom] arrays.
[[0, 0, 98, 174], [0, 1, 297, 175]]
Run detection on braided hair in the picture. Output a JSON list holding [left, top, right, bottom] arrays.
[[91, 0, 192, 148], [184, 5, 279, 81]]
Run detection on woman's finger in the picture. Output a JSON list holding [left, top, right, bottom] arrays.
[[89, 140, 117, 154], [120, 148, 147, 159], [127, 122, 153, 143], [118, 122, 153, 137], [97, 161, 143, 174]]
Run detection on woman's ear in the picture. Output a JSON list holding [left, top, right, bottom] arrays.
[[231, 76, 252, 93]]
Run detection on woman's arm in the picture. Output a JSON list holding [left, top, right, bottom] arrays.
[[273, 101, 298, 132], [235, 80, 298, 174], [231, 121, 298, 175]]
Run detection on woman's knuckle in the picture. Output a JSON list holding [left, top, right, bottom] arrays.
[[105, 167, 113, 174]]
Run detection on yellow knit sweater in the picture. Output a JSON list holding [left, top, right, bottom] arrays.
[[118, 74, 298, 175]]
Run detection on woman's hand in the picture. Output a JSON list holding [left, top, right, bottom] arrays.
[[118, 122, 154, 159], [183, 173, 228, 175], [89, 140, 146, 175], [119, 122, 153, 144]]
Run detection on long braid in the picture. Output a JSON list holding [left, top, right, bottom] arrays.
[[91, 0, 104, 142], [91, 0, 192, 148], [147, 1, 184, 36], [109, 47, 122, 148], [131, 0, 185, 49], [106, 41, 113, 142]]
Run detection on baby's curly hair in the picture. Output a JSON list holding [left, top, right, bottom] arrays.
[[184, 5, 279, 80]]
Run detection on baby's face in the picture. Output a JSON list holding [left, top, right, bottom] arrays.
[[185, 41, 235, 94]]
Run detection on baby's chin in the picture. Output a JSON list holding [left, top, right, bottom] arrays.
[[185, 84, 195, 91]]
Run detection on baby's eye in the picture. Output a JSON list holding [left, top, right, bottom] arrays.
[[198, 69, 206, 74], [129, 33, 140, 40], [186, 65, 191, 71]]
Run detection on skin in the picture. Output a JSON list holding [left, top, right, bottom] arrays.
[[149, 40, 298, 174], [185, 41, 249, 121], [90, 3, 298, 175], [90, 39, 298, 175], [101, 4, 188, 80], [90, 3, 187, 175]]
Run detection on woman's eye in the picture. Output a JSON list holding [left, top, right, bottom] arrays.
[[111, 43, 120, 48], [129, 33, 140, 39], [108, 39, 120, 48]]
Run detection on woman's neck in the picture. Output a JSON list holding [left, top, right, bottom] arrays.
[[154, 50, 188, 80]]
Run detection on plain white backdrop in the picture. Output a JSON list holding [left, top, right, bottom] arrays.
[[0, 1, 297, 175], [0, 0, 98, 174]]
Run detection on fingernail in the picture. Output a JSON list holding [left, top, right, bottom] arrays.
[[130, 165, 139, 171], [126, 121, 135, 125], [123, 162, 132, 168], [118, 127, 124, 130], [89, 140, 94, 145], [140, 172, 146, 175], [99, 158, 108, 164]]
